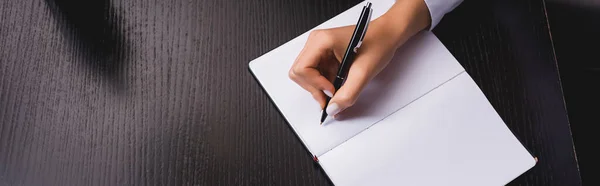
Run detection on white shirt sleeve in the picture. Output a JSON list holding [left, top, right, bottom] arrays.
[[423, 0, 463, 30]]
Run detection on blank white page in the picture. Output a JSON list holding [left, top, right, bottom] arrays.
[[319, 72, 536, 186], [249, 1, 463, 156]]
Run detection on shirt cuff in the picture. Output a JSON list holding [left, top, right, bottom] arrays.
[[423, 0, 463, 30]]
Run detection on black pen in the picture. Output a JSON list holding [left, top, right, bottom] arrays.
[[320, 2, 372, 125]]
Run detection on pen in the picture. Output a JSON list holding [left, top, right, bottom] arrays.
[[320, 2, 372, 124]]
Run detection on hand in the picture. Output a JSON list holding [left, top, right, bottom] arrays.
[[289, 0, 431, 117]]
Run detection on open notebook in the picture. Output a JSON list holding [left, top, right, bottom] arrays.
[[248, 0, 536, 185]]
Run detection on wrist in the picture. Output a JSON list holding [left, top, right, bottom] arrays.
[[375, 0, 431, 48]]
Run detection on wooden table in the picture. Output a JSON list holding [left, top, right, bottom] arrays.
[[0, 0, 581, 185]]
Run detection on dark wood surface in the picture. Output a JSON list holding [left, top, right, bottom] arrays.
[[545, 0, 600, 184], [433, 0, 582, 185], [0, 0, 581, 185]]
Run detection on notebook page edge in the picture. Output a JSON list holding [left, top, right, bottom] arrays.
[[247, 67, 318, 156]]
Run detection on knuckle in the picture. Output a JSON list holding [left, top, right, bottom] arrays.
[[288, 69, 297, 80], [335, 92, 356, 107], [308, 29, 332, 45], [308, 29, 323, 39], [292, 67, 306, 77], [311, 91, 321, 98]]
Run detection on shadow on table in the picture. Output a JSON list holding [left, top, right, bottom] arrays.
[[44, 0, 131, 92]]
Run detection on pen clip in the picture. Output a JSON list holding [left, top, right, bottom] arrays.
[[359, 5, 372, 43], [353, 4, 372, 53]]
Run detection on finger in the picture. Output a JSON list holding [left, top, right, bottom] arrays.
[[301, 79, 329, 108], [325, 57, 375, 116], [291, 31, 336, 96], [294, 56, 336, 96], [289, 68, 329, 108], [295, 68, 336, 96], [293, 30, 332, 68]]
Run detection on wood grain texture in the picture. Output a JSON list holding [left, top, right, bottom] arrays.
[[544, 0, 600, 184], [0, 0, 580, 185]]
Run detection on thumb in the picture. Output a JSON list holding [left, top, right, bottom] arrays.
[[325, 65, 372, 116]]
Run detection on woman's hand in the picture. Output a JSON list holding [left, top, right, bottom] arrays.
[[289, 0, 431, 117]]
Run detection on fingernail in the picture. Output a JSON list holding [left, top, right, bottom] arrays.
[[323, 90, 333, 98], [326, 103, 341, 116]]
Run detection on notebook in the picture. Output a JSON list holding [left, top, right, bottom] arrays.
[[248, 0, 536, 185]]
